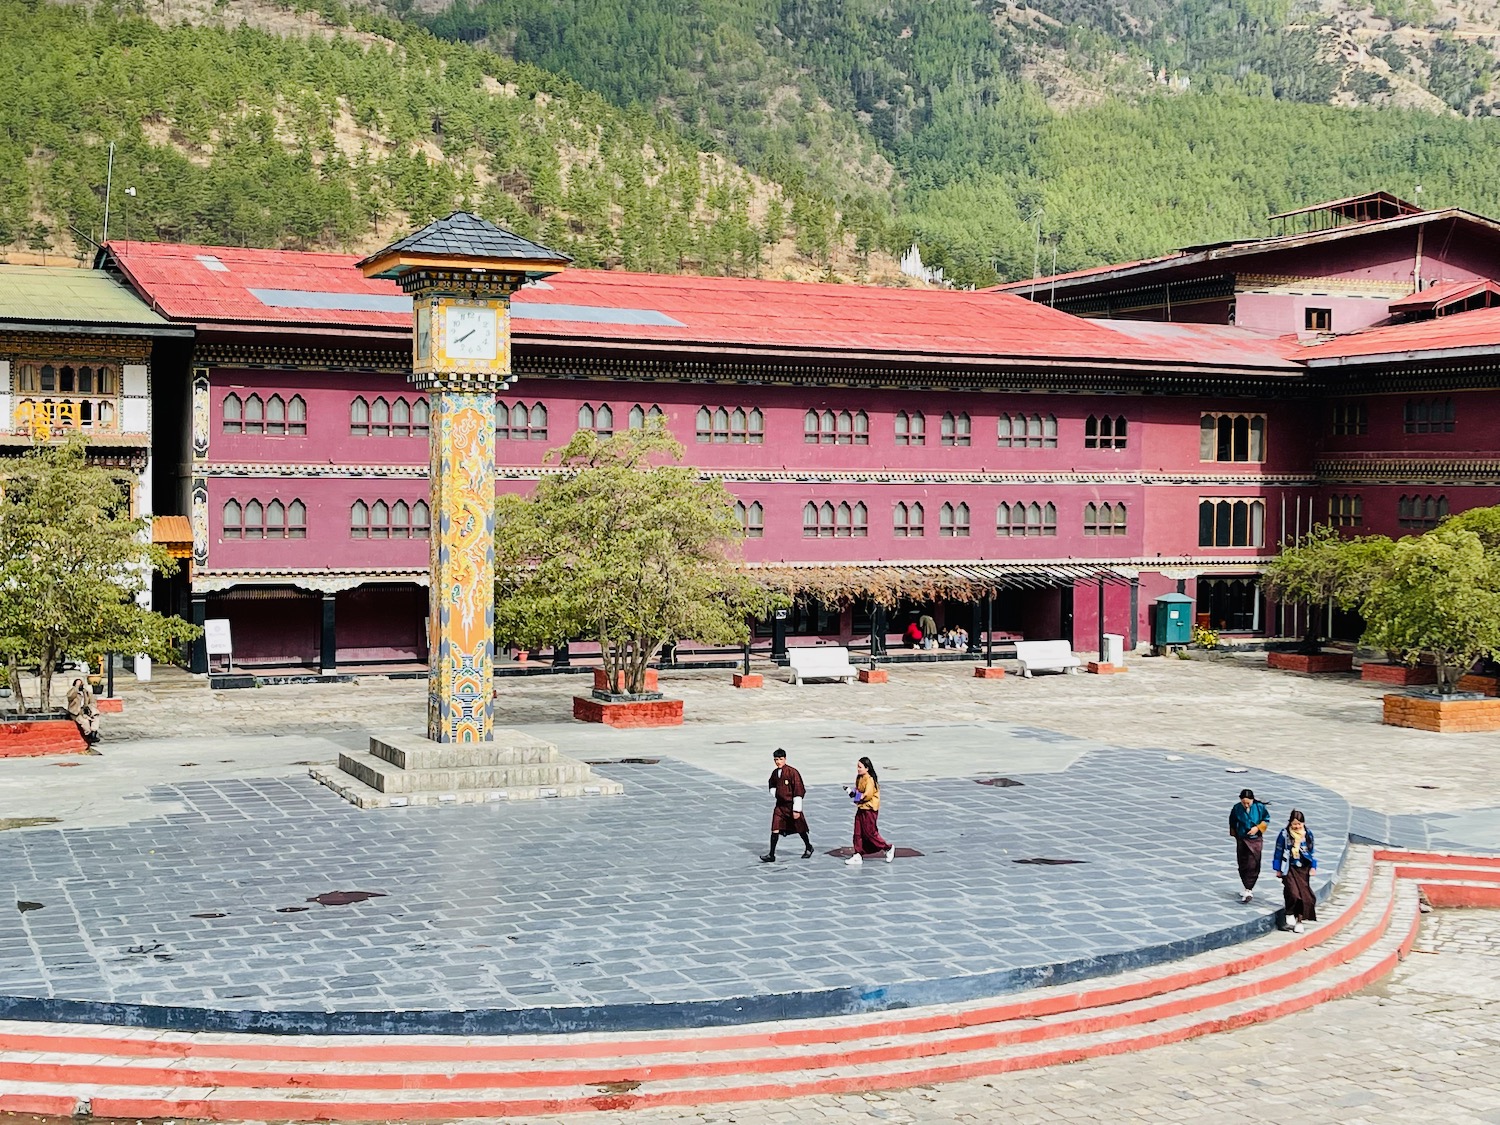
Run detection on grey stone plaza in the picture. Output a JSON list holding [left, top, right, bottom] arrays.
[[1, 655, 1498, 1120]]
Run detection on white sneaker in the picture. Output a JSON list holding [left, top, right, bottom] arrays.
[[1292, 920, 1304, 934], [1240, 889, 1253, 903], [886, 846, 895, 863], [845, 853, 862, 866]]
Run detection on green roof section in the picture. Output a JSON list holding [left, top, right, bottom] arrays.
[[0, 265, 171, 331]]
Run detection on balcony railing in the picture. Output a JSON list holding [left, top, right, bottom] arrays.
[[11, 398, 119, 438]]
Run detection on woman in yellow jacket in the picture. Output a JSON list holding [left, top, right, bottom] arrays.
[[844, 756, 894, 865]]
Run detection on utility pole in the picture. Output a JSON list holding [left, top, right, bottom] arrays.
[[102, 142, 115, 244]]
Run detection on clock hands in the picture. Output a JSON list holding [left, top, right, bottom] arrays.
[[456, 329, 476, 343]]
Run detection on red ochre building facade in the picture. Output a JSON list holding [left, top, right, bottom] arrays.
[[32, 190, 1498, 671]]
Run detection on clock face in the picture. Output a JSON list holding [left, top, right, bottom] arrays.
[[444, 305, 499, 362]]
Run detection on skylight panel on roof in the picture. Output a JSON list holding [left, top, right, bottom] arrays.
[[510, 303, 684, 327], [195, 254, 229, 273], [251, 289, 413, 313]]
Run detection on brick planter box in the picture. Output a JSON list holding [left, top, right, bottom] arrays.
[[592, 668, 659, 694], [973, 666, 1006, 679], [1456, 674, 1499, 697], [1383, 692, 1500, 733], [732, 672, 763, 689], [573, 694, 683, 728], [857, 668, 888, 683], [0, 715, 88, 758], [96, 697, 125, 714], [1360, 662, 1437, 686], [1086, 662, 1128, 675], [1267, 652, 1354, 674]]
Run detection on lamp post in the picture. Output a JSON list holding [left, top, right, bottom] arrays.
[[359, 214, 570, 743]]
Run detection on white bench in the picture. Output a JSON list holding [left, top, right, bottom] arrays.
[[1013, 640, 1082, 678], [787, 646, 859, 685]]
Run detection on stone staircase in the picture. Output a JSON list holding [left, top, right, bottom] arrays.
[[5, 848, 1499, 1119], [309, 729, 624, 808]]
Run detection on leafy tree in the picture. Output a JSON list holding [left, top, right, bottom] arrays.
[[1360, 525, 1500, 694], [493, 422, 781, 695], [0, 438, 201, 711], [1258, 525, 1394, 653]]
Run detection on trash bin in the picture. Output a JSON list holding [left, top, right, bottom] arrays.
[[1102, 633, 1124, 665], [1152, 593, 1195, 650]]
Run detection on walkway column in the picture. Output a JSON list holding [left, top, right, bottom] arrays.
[[319, 593, 337, 673], [361, 214, 570, 743]]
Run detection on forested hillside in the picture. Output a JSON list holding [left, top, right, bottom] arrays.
[[0, 0, 888, 279], [6, 0, 1500, 286], [417, 0, 1500, 283]]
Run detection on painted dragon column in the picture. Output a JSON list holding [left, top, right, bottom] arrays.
[[360, 214, 571, 743]]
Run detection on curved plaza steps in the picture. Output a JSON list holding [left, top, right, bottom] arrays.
[[7, 847, 1494, 1118]]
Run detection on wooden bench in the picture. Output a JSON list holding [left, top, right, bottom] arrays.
[[1013, 640, 1082, 678], [787, 647, 859, 685]]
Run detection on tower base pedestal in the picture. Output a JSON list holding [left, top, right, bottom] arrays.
[[311, 730, 624, 809]]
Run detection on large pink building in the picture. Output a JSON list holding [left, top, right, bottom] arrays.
[[72, 191, 1500, 672]]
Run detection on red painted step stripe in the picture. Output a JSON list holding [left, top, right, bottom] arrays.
[[0, 871, 1399, 1093], [1375, 849, 1500, 868], [0, 858, 1379, 1068], [0, 1094, 78, 1115], [1419, 883, 1500, 908], [1394, 864, 1500, 884], [81, 899, 1423, 1121]]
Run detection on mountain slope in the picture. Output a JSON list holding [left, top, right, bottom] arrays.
[[0, 0, 902, 280]]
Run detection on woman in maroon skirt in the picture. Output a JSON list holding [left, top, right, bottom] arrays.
[[1273, 808, 1318, 933], [844, 756, 893, 866]]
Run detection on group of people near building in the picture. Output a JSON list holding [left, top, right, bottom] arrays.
[[761, 748, 893, 866], [1229, 788, 1318, 932], [902, 611, 967, 651]]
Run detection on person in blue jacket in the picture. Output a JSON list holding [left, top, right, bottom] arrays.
[[1228, 788, 1271, 903], [1272, 808, 1318, 933]]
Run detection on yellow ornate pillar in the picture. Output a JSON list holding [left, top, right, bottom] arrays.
[[360, 214, 570, 743]]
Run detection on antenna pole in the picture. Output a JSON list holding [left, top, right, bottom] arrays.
[[102, 142, 115, 244]]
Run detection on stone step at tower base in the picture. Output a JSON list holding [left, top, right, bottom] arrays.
[[310, 730, 624, 809]]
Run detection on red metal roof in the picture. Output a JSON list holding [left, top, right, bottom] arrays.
[[102, 241, 1300, 372], [1298, 304, 1500, 362], [1387, 278, 1500, 315], [987, 254, 1185, 293]]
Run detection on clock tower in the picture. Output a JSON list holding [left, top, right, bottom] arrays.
[[360, 213, 571, 743]]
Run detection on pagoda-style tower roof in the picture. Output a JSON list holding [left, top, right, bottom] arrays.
[[358, 212, 571, 282]]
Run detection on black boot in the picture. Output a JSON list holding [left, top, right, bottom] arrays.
[[760, 836, 777, 863], [800, 833, 814, 859]]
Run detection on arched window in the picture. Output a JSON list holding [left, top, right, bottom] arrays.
[[712, 407, 729, 443], [940, 412, 971, 447], [579, 403, 595, 431], [223, 500, 242, 539], [97, 401, 116, 429], [392, 398, 411, 437], [371, 500, 390, 539], [836, 411, 853, 445], [731, 408, 747, 443], [735, 500, 765, 538], [698, 407, 714, 442], [747, 408, 764, 444], [351, 501, 369, 539], [806, 411, 823, 444], [1085, 414, 1128, 450], [894, 410, 926, 446], [1199, 499, 1264, 546], [265, 395, 286, 436], [392, 500, 410, 537], [938, 502, 969, 537], [818, 502, 836, 537], [803, 502, 819, 538], [1043, 502, 1057, 535], [1025, 414, 1043, 447], [265, 500, 285, 536], [224, 394, 244, 434], [413, 500, 431, 538], [39, 364, 56, 392], [411, 398, 430, 436], [852, 410, 869, 445], [77, 366, 94, 394], [350, 396, 369, 436], [835, 502, 852, 537], [940, 503, 954, 536], [287, 395, 306, 435], [1025, 502, 1042, 535], [851, 501, 868, 537], [630, 404, 646, 429], [287, 500, 307, 539], [59, 365, 75, 393], [1083, 502, 1098, 535], [244, 395, 264, 434], [371, 397, 390, 437], [528, 403, 548, 439], [594, 404, 612, 435], [243, 500, 264, 540]]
